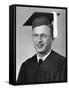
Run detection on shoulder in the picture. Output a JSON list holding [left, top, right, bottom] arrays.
[[51, 50, 66, 66], [21, 54, 37, 67], [51, 50, 66, 60]]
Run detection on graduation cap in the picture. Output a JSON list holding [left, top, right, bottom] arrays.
[[23, 12, 60, 38]]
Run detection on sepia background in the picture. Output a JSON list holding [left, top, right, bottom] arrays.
[[16, 6, 66, 80]]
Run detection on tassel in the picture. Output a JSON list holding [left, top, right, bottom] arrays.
[[52, 11, 58, 38]]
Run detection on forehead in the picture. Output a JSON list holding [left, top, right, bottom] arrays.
[[32, 25, 51, 35]]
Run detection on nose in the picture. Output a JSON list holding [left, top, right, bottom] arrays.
[[37, 36, 42, 43]]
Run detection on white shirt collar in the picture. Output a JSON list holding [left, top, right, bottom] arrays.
[[37, 50, 51, 62]]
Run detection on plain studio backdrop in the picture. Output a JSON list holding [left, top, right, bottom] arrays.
[[16, 6, 66, 80]]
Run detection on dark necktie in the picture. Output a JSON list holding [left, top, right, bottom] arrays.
[[39, 59, 43, 66]]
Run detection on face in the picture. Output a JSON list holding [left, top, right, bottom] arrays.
[[32, 25, 53, 54]]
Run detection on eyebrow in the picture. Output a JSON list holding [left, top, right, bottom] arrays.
[[32, 33, 51, 35]]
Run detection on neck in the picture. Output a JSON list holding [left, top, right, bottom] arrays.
[[37, 49, 51, 58]]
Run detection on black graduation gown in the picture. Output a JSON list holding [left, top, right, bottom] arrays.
[[17, 50, 67, 85]]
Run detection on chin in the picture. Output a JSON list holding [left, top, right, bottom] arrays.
[[35, 46, 49, 54], [36, 48, 45, 53]]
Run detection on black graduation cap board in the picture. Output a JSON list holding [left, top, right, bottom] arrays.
[[23, 12, 60, 38]]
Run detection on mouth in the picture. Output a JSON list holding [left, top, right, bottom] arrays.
[[36, 44, 44, 48]]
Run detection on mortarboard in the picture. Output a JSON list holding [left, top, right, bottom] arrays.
[[23, 12, 60, 38]]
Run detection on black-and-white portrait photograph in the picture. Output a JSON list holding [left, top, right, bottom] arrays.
[[9, 5, 67, 85]]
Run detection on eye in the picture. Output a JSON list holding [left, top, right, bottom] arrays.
[[32, 34, 38, 38], [41, 34, 51, 38], [41, 34, 47, 38]]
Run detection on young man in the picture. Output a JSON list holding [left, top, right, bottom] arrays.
[[17, 12, 67, 84]]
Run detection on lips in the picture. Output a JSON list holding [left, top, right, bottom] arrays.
[[36, 44, 44, 48]]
